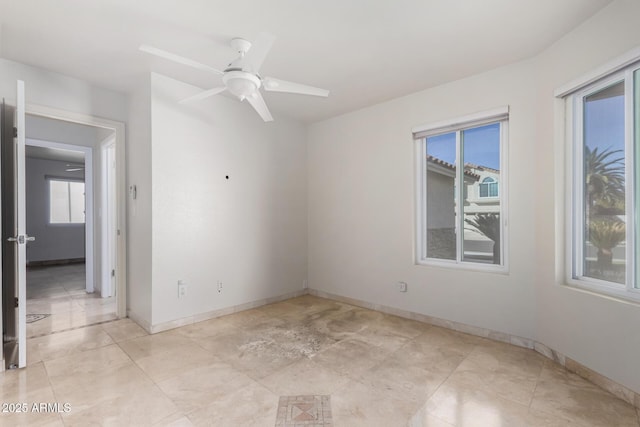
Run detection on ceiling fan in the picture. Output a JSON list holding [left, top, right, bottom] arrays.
[[139, 33, 329, 122]]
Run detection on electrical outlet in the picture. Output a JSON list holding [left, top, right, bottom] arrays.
[[303, 279, 308, 289], [398, 281, 408, 292], [217, 281, 223, 293], [178, 280, 187, 298]]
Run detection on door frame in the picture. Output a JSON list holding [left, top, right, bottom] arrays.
[[100, 136, 116, 299], [25, 138, 94, 293], [26, 104, 127, 318]]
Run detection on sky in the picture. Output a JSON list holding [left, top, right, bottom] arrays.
[[426, 123, 500, 170], [584, 84, 625, 153]]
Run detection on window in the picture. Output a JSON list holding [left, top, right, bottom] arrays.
[[561, 54, 639, 299], [479, 177, 498, 198], [49, 179, 85, 224], [413, 107, 508, 270]]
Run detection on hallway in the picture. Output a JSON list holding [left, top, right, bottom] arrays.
[[26, 263, 116, 338]]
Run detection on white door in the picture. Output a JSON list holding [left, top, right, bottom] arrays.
[[1, 81, 28, 368], [14, 80, 28, 368]]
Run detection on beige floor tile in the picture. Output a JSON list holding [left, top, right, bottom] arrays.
[[157, 359, 253, 414], [0, 363, 65, 426], [0, 403, 65, 426], [0, 362, 51, 401], [117, 330, 195, 361], [25, 264, 116, 336], [49, 363, 155, 414], [258, 357, 350, 396], [530, 361, 639, 426], [28, 325, 114, 362], [44, 344, 132, 384], [413, 326, 483, 356], [285, 295, 352, 313], [61, 383, 179, 426], [331, 380, 420, 427], [26, 295, 77, 315], [200, 321, 333, 380], [355, 350, 457, 406], [222, 307, 273, 328], [172, 315, 238, 340], [26, 339, 44, 366], [186, 380, 278, 427], [278, 295, 354, 323], [320, 306, 384, 335], [311, 337, 390, 380], [133, 341, 218, 382], [153, 412, 195, 427], [426, 382, 564, 427], [473, 339, 547, 377], [3, 294, 639, 427], [101, 318, 148, 343], [441, 343, 546, 407], [408, 405, 457, 427]]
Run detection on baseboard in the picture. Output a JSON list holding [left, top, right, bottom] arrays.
[[27, 258, 85, 267], [126, 309, 151, 334], [307, 288, 640, 409]]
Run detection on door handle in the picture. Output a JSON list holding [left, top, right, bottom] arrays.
[[7, 235, 35, 244]]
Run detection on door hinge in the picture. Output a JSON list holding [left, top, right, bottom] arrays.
[[111, 269, 115, 278], [13, 127, 17, 138], [14, 297, 18, 308]]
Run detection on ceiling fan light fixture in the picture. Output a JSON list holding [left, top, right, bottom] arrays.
[[223, 71, 261, 100]]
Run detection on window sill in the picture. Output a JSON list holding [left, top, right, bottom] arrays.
[[417, 258, 509, 275], [564, 277, 640, 304]]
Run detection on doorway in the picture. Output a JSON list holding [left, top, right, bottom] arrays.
[[25, 131, 115, 337], [1, 86, 126, 369], [23, 115, 121, 337]]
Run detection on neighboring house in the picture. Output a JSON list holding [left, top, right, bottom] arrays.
[[426, 156, 500, 262]]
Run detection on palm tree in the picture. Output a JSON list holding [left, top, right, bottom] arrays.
[[584, 146, 625, 214], [587, 218, 625, 270], [465, 213, 500, 264]]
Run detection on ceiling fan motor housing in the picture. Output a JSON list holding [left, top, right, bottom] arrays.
[[223, 71, 261, 100]]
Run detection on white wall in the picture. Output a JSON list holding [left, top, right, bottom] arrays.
[[150, 73, 307, 326], [0, 59, 127, 123], [25, 157, 85, 262], [126, 75, 152, 328], [308, 0, 640, 395], [535, 0, 640, 394], [308, 59, 538, 340]]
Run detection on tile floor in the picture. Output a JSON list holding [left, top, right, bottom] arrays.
[[1, 295, 638, 426], [26, 263, 117, 337]]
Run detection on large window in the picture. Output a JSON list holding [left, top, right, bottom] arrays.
[[414, 108, 508, 270], [49, 179, 85, 224], [563, 58, 639, 299]]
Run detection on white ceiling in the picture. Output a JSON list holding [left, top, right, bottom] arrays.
[[0, 0, 612, 123]]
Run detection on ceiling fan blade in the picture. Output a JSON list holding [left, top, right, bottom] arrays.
[[179, 87, 226, 104], [262, 77, 329, 97], [246, 91, 274, 122], [241, 33, 276, 73], [139, 44, 224, 75]]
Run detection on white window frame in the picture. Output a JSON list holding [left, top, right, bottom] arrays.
[[561, 52, 639, 301], [48, 177, 86, 225], [479, 177, 499, 198], [413, 107, 509, 273]]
